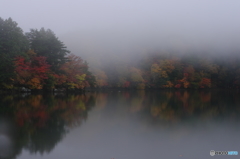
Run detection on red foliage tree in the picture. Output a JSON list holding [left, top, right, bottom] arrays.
[[14, 52, 51, 89], [199, 78, 211, 88]]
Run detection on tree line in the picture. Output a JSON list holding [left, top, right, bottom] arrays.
[[1, 17, 240, 91], [93, 51, 240, 89], [96, 52, 240, 89]]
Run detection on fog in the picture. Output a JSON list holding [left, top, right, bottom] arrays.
[[2, 0, 240, 62]]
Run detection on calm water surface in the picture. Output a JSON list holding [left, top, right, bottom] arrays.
[[0, 90, 239, 159]]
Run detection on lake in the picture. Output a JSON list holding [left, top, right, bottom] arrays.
[[0, 90, 239, 159]]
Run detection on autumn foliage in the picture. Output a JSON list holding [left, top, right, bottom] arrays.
[[10, 49, 240, 90], [59, 54, 90, 89], [90, 52, 240, 89], [14, 51, 94, 90], [14, 51, 50, 89], [2, 17, 240, 90]]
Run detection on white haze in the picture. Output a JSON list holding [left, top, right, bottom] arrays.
[[1, 0, 240, 62]]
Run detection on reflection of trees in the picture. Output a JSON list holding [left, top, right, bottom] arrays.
[[0, 93, 96, 158], [129, 91, 145, 112], [127, 90, 240, 123], [23, 120, 66, 154], [1, 90, 240, 158]]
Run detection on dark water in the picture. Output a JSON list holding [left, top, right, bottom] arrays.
[[0, 90, 239, 159]]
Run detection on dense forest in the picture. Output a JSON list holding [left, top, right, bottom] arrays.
[[1, 17, 240, 91], [0, 17, 95, 91], [95, 51, 240, 89]]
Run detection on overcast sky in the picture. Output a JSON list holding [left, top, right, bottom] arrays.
[[1, 0, 240, 58]]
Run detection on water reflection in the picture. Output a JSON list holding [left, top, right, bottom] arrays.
[[0, 93, 95, 159], [141, 90, 240, 123], [101, 90, 240, 123], [0, 90, 239, 159]]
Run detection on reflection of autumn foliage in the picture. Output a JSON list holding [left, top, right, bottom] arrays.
[[95, 93, 108, 109], [123, 92, 130, 98], [128, 91, 145, 112], [175, 91, 190, 108], [199, 92, 211, 102], [0, 91, 239, 156], [14, 96, 48, 128], [10, 94, 95, 130], [130, 96, 144, 112], [0, 93, 96, 155], [139, 90, 240, 123]]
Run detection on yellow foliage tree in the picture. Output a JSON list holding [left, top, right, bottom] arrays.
[[27, 78, 42, 89], [75, 74, 87, 89], [164, 81, 174, 88]]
